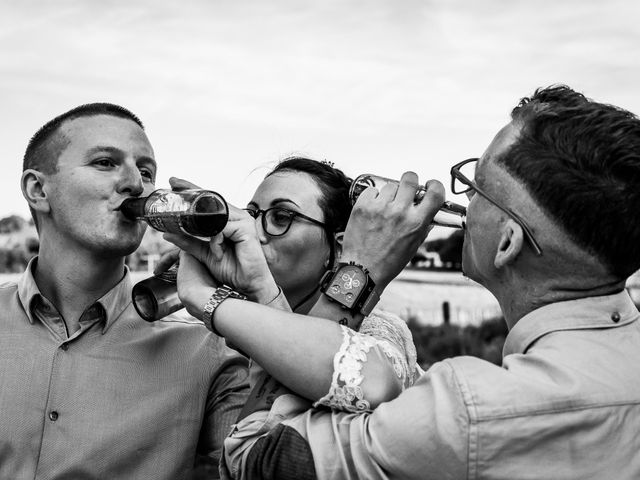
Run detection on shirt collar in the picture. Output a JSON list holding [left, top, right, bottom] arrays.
[[503, 290, 639, 357], [18, 256, 134, 333]]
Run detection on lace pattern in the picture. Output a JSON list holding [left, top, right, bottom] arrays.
[[314, 309, 419, 412]]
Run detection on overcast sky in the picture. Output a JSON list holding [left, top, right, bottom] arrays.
[[1, 0, 639, 220]]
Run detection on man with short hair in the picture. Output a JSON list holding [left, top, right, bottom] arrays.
[[179, 85, 640, 479], [0, 103, 249, 479]]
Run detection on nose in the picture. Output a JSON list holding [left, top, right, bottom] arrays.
[[117, 161, 144, 197], [253, 213, 269, 243]]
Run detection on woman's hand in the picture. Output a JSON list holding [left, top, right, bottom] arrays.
[[164, 177, 280, 304]]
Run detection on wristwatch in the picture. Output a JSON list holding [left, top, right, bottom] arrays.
[[202, 285, 247, 335], [320, 262, 380, 316]]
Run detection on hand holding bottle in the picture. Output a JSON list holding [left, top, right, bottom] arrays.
[[341, 172, 446, 290], [163, 178, 280, 305]]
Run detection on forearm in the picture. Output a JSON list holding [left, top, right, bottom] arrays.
[[215, 298, 342, 400], [233, 366, 467, 480], [213, 297, 402, 405]]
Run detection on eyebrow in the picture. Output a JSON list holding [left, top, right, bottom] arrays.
[[86, 145, 123, 156], [247, 198, 301, 209]]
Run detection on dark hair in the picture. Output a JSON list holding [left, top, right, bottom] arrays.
[[497, 85, 640, 277], [268, 156, 353, 235], [23, 102, 144, 174], [23, 103, 144, 231]]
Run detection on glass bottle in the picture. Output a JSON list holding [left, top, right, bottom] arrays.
[[349, 174, 466, 229], [132, 262, 182, 322], [119, 189, 229, 237], [122, 189, 229, 321]]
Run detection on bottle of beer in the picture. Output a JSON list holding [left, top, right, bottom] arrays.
[[122, 189, 229, 321], [119, 189, 229, 237], [132, 262, 182, 322], [349, 174, 467, 229]]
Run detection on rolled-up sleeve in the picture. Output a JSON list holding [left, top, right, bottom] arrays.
[[222, 394, 312, 480], [226, 361, 470, 480]]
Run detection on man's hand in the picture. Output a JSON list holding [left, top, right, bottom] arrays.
[[163, 177, 280, 304], [341, 172, 445, 289]]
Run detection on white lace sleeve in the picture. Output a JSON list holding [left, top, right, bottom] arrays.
[[313, 309, 419, 412], [358, 309, 419, 388]]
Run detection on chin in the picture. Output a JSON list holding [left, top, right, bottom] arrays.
[[95, 232, 145, 258]]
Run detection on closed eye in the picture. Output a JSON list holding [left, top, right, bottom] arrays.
[[93, 157, 116, 168], [269, 208, 295, 226]]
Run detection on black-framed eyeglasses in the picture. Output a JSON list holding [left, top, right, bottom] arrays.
[[245, 207, 328, 237], [450, 158, 543, 256]]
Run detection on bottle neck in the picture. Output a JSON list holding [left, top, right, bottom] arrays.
[[119, 196, 148, 220]]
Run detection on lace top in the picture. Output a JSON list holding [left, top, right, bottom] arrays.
[[314, 309, 420, 412]]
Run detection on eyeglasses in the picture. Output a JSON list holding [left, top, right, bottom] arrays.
[[245, 207, 327, 237], [450, 158, 543, 256]]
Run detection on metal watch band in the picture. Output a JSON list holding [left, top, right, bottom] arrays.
[[202, 285, 247, 335]]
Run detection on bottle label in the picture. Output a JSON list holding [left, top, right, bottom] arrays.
[[146, 192, 194, 234]]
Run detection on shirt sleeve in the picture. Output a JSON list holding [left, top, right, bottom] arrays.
[[221, 394, 312, 480], [228, 361, 470, 480], [314, 310, 420, 412], [197, 341, 251, 475]]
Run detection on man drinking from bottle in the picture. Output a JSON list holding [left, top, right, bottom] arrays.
[[0, 103, 249, 479]]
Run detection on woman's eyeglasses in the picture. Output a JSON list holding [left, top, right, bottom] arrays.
[[245, 207, 327, 237], [450, 158, 543, 256]]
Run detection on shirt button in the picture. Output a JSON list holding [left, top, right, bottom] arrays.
[[49, 411, 59, 421], [611, 312, 621, 323], [61, 344, 69, 351]]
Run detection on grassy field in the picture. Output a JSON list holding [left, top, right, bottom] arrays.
[[3, 269, 639, 327]]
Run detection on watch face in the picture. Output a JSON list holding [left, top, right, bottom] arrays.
[[327, 265, 367, 308]]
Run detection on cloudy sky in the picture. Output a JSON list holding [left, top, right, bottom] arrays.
[[1, 0, 639, 220]]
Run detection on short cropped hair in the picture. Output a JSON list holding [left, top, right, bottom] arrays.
[[498, 85, 640, 278], [23, 102, 144, 175], [23, 103, 144, 231]]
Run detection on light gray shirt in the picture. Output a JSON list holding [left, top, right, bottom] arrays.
[[225, 291, 640, 479], [0, 260, 249, 479]]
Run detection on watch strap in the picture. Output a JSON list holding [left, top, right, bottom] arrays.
[[202, 285, 247, 335], [359, 286, 380, 316]]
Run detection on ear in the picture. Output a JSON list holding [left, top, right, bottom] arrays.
[[333, 231, 344, 262], [21, 169, 51, 215], [325, 231, 344, 267], [494, 219, 524, 269]]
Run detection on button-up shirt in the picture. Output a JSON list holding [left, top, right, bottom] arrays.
[[0, 260, 249, 480], [225, 291, 640, 480]]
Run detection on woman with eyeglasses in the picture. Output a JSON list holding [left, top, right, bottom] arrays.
[[245, 158, 349, 313], [240, 157, 421, 409], [164, 157, 421, 410]]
